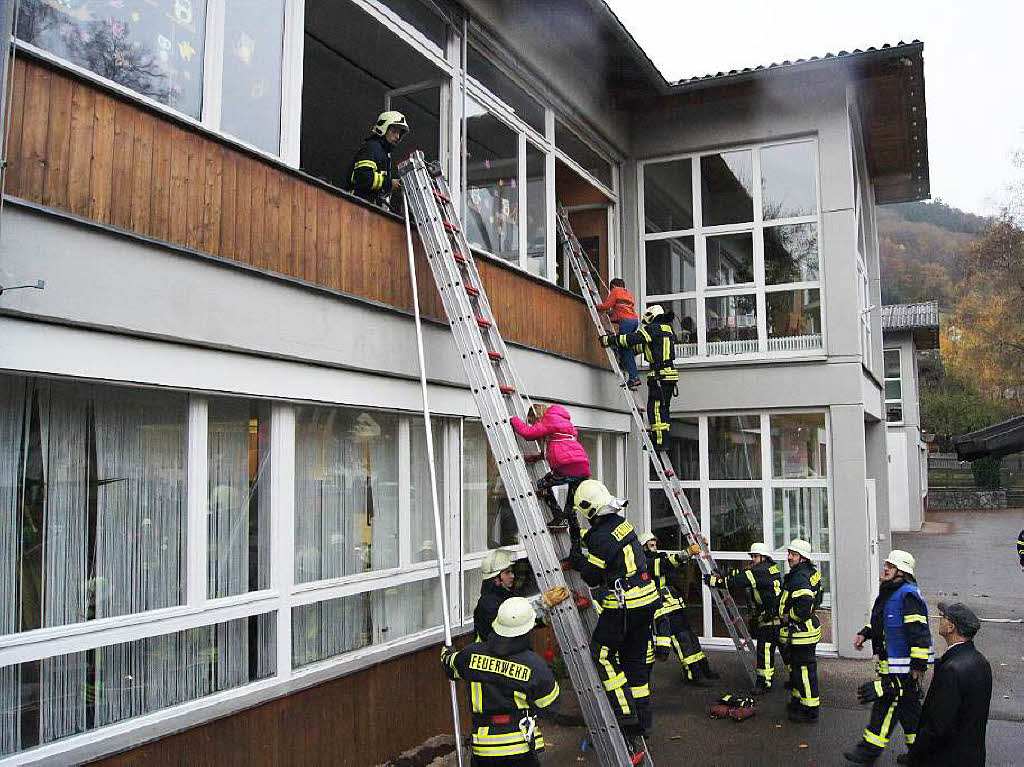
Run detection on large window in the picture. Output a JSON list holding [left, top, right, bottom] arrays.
[[642, 139, 823, 360], [17, 0, 289, 154], [884, 349, 903, 423], [646, 411, 833, 645]]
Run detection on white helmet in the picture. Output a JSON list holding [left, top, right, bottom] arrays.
[[481, 548, 516, 579], [371, 110, 409, 139], [492, 596, 537, 638], [885, 549, 915, 576], [573, 479, 626, 520], [787, 539, 812, 560], [642, 304, 665, 324], [640, 531, 658, 547], [748, 542, 771, 557]]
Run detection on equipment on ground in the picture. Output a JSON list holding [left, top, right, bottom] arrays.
[[787, 538, 813, 559], [556, 207, 757, 688], [481, 548, 517, 579], [400, 151, 649, 766], [884, 550, 916, 576]]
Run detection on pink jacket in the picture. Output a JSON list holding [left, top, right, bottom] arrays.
[[510, 405, 591, 477]]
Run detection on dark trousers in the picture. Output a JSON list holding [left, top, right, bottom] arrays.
[[753, 623, 781, 686], [536, 472, 588, 521], [647, 377, 676, 449], [591, 606, 655, 734], [472, 755, 540, 767], [785, 643, 819, 716], [861, 675, 922, 752], [614, 319, 640, 381], [655, 611, 710, 680]]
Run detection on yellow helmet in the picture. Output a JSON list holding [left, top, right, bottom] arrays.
[[372, 110, 409, 139], [481, 548, 516, 579], [642, 304, 665, 324], [787, 539, 812, 560], [885, 549, 915, 576], [492, 597, 537, 638], [574, 479, 626, 519]]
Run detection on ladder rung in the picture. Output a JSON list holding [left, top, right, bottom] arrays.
[[433, 190, 450, 203], [465, 285, 480, 296], [443, 221, 461, 233], [524, 453, 543, 463], [453, 251, 467, 264], [499, 385, 516, 395], [487, 351, 503, 361], [475, 315, 492, 329]]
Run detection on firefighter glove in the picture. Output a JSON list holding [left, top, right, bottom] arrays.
[[687, 543, 702, 556], [540, 586, 570, 609], [778, 625, 790, 645], [704, 573, 723, 588], [599, 334, 615, 348], [856, 678, 891, 704], [440, 645, 458, 680]]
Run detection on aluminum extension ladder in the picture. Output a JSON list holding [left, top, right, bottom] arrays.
[[556, 206, 758, 688], [399, 151, 648, 767]]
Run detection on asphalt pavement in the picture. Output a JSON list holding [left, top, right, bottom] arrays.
[[532, 508, 1023, 766]]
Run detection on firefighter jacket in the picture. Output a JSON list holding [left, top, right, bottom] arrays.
[[346, 134, 394, 206], [645, 550, 691, 620], [611, 319, 679, 382], [859, 576, 934, 674], [779, 559, 823, 645], [714, 558, 782, 627], [1018, 528, 1024, 567], [473, 579, 513, 642], [576, 515, 660, 611], [441, 634, 560, 759]]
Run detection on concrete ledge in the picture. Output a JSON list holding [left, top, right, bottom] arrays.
[[929, 488, 1007, 509]]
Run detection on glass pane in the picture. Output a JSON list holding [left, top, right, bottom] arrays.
[[772, 488, 830, 553], [644, 158, 693, 233], [208, 398, 272, 598], [764, 223, 819, 284], [221, 0, 285, 153], [556, 120, 612, 188], [292, 592, 371, 667], [374, 577, 442, 641], [410, 416, 445, 563], [708, 415, 761, 480], [465, 98, 519, 262], [770, 414, 827, 478], [602, 434, 619, 496], [706, 232, 754, 286], [884, 350, 901, 379], [705, 294, 758, 355], [525, 142, 548, 277], [463, 564, 483, 621], [766, 289, 822, 352], [378, 0, 449, 49], [463, 422, 517, 552], [710, 557, 755, 639], [293, 407, 399, 583], [700, 150, 753, 226], [0, 375, 187, 633], [761, 141, 817, 220], [657, 298, 698, 358], [709, 488, 762, 552], [645, 237, 696, 295], [650, 488, 700, 552], [885, 380, 902, 400], [886, 402, 904, 423], [390, 87, 443, 163], [3, 613, 274, 755], [468, 46, 545, 133], [16, 0, 207, 118], [651, 416, 699, 481]]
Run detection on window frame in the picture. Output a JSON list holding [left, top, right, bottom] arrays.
[[643, 409, 835, 649], [638, 138, 827, 363], [883, 348, 904, 425]]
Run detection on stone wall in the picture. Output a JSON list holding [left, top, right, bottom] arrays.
[[928, 488, 1007, 509]]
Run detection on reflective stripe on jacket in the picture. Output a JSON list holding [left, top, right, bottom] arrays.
[[346, 134, 393, 205], [613, 321, 679, 381], [579, 516, 660, 610], [779, 560, 822, 645]]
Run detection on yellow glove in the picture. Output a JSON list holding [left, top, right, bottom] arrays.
[[686, 543, 702, 556], [540, 586, 571, 609]]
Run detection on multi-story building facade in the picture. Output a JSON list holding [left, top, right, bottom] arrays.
[[0, 1, 928, 764]]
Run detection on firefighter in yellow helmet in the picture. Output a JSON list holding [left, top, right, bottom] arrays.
[[473, 548, 517, 641], [346, 110, 409, 207], [562, 480, 657, 759], [779, 539, 823, 723]]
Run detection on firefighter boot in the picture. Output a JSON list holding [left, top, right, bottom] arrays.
[[843, 742, 881, 764]]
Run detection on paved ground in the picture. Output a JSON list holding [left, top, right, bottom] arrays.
[[527, 509, 1023, 766]]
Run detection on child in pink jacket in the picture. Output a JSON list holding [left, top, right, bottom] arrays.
[[510, 404, 591, 520]]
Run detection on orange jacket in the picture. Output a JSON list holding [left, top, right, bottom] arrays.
[[596, 286, 638, 321]]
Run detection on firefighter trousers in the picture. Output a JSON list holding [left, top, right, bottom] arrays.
[[471, 754, 540, 767], [785, 643, 819, 716], [536, 472, 588, 521], [655, 611, 710, 681], [647, 377, 676, 449], [861, 675, 921, 753], [753, 623, 781, 686], [591, 605, 655, 735]]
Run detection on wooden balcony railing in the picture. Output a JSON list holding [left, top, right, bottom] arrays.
[[4, 56, 607, 368]]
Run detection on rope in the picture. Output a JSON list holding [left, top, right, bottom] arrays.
[[403, 201, 465, 767]]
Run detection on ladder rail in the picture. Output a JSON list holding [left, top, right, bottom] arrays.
[[400, 154, 638, 766], [556, 208, 758, 687]]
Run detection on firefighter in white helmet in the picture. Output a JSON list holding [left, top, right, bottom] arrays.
[[441, 597, 560, 765], [844, 550, 933, 764], [473, 548, 517, 641], [346, 110, 409, 207], [563, 480, 658, 757], [705, 542, 783, 693], [779, 539, 823, 723]]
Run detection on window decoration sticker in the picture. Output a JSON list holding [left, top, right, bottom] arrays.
[[234, 31, 255, 65]]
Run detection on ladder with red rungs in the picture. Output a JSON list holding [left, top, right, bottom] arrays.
[[399, 151, 649, 767], [556, 206, 758, 688]]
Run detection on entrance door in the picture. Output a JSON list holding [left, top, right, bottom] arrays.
[[865, 478, 880, 602], [385, 80, 446, 168], [887, 431, 910, 530]]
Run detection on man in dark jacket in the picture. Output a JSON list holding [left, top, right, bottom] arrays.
[[906, 602, 992, 767], [1017, 529, 1023, 570], [346, 111, 408, 207], [474, 548, 517, 641], [844, 550, 934, 764], [779, 538, 823, 723]]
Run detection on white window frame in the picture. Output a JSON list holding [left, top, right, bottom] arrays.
[[884, 348, 904, 425], [643, 409, 835, 651], [638, 138, 826, 364]]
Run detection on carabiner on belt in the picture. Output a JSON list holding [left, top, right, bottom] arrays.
[[519, 714, 537, 752]]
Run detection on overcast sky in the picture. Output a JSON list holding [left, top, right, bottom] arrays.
[[605, 0, 1023, 216]]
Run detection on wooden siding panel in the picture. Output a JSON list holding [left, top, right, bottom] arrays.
[[185, 132, 206, 251], [21, 63, 52, 202], [67, 82, 95, 217], [277, 177, 293, 276], [109, 100, 136, 230], [219, 152, 237, 258], [249, 161, 267, 269], [233, 157, 252, 264], [149, 120, 173, 241], [88, 93, 116, 224], [201, 144, 224, 254], [129, 110, 155, 236], [289, 177, 305, 278], [41, 73, 72, 209], [167, 125, 190, 244], [264, 170, 282, 273], [302, 182, 318, 283], [6, 58, 28, 197]]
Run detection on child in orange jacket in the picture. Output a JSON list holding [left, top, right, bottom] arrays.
[[597, 278, 640, 388]]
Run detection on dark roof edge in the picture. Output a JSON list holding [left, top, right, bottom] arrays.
[[584, 0, 672, 88]]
